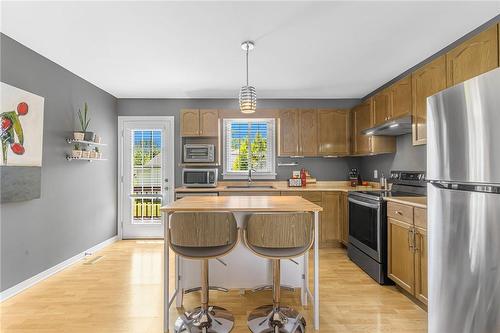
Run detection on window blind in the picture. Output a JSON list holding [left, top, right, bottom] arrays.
[[223, 118, 275, 177]]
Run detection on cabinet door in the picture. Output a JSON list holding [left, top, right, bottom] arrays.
[[414, 226, 428, 305], [181, 109, 200, 136], [318, 109, 350, 156], [446, 24, 499, 87], [390, 76, 412, 119], [278, 109, 300, 156], [388, 218, 415, 294], [340, 192, 349, 246], [372, 90, 391, 125], [199, 109, 219, 137], [352, 101, 372, 155], [412, 55, 446, 145], [320, 192, 341, 247], [299, 109, 318, 156]]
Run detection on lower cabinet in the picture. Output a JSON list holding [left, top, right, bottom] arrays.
[[281, 191, 346, 248], [387, 202, 428, 305], [340, 192, 349, 246]]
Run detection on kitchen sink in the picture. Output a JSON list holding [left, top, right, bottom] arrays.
[[225, 185, 275, 189]]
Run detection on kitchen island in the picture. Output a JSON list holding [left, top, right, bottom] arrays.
[[161, 195, 323, 332]]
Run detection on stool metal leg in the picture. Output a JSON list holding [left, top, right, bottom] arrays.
[[174, 260, 235, 333], [247, 259, 306, 333]]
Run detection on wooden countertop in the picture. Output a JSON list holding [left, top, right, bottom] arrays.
[[175, 181, 379, 193], [161, 195, 323, 213], [384, 196, 427, 209]]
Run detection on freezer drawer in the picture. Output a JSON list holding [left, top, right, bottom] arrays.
[[427, 67, 500, 184], [428, 184, 500, 333]]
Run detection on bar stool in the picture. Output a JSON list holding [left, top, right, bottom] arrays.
[[244, 212, 313, 333], [168, 212, 238, 333]]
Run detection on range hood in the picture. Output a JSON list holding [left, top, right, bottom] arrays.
[[361, 115, 412, 136]]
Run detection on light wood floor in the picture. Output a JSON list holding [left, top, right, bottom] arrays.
[[1, 240, 427, 333]]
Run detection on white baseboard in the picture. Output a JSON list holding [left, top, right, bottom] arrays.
[[0, 235, 118, 302]]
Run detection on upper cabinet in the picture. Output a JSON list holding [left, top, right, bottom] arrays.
[[351, 101, 372, 155], [180, 109, 219, 137], [390, 75, 412, 119], [411, 55, 447, 145], [446, 24, 499, 87], [352, 100, 396, 156], [317, 109, 350, 156], [299, 109, 318, 156], [278, 109, 300, 156], [372, 89, 391, 126]]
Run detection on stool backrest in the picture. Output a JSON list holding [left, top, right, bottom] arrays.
[[246, 212, 313, 249], [170, 212, 238, 248]]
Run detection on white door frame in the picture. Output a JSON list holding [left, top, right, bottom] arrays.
[[117, 116, 175, 240]]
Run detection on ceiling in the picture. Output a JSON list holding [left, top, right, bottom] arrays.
[[1, 1, 499, 99]]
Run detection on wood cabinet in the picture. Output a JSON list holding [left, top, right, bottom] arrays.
[[180, 109, 219, 137], [340, 192, 349, 246], [390, 76, 412, 119], [387, 202, 428, 306], [446, 24, 499, 87], [411, 55, 447, 145], [181, 109, 200, 136], [318, 109, 350, 156], [372, 89, 391, 125], [388, 218, 415, 294], [278, 109, 300, 156], [351, 101, 372, 155], [278, 109, 319, 157], [299, 109, 318, 156], [281, 190, 343, 248], [351, 100, 396, 156]]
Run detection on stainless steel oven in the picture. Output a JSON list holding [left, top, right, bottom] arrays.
[[183, 144, 215, 163], [347, 170, 426, 284], [182, 168, 218, 188]]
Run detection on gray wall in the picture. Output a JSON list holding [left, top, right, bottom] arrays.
[[358, 134, 426, 181], [0, 34, 118, 291], [117, 98, 361, 185]]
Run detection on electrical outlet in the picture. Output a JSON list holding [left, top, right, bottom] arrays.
[[374, 170, 378, 179]]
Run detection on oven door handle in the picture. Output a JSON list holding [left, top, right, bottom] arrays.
[[348, 197, 380, 209]]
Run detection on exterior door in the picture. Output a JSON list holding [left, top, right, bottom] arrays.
[[119, 117, 174, 239]]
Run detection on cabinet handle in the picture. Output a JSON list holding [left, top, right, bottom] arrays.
[[414, 232, 420, 252], [408, 228, 414, 251], [395, 210, 403, 215]]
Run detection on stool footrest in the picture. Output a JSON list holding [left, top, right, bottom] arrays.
[[251, 285, 295, 293], [184, 286, 229, 294]]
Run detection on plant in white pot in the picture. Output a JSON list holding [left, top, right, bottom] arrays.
[[94, 146, 102, 159], [76, 102, 93, 141], [71, 144, 82, 158]]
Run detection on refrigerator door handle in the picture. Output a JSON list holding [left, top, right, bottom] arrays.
[[429, 180, 500, 194]]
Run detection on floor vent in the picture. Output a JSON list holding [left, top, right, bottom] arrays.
[[83, 256, 104, 265]]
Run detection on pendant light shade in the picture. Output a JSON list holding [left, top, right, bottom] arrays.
[[239, 41, 256, 114]]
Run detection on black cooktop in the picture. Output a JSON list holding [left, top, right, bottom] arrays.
[[354, 190, 423, 198]]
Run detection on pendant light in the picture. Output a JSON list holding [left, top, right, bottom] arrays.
[[239, 41, 256, 114]]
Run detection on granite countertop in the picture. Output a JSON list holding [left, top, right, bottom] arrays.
[[175, 181, 380, 193], [384, 196, 427, 209]]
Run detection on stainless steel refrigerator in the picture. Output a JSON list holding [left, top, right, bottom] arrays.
[[427, 67, 500, 333]]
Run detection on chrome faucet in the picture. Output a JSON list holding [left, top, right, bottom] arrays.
[[248, 167, 256, 183]]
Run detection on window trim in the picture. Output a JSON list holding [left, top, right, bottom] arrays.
[[222, 118, 276, 180]]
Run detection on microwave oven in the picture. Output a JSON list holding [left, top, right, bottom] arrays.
[[183, 144, 215, 163], [182, 168, 218, 188]]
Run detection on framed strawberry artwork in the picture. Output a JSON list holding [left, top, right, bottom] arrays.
[[1, 82, 45, 166]]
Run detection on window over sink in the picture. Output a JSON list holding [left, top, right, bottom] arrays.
[[222, 118, 276, 179]]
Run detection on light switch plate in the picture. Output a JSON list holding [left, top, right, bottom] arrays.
[[374, 170, 378, 179]]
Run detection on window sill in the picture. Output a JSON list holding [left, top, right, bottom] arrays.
[[222, 173, 277, 180]]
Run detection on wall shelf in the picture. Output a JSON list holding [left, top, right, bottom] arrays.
[[66, 155, 107, 162], [66, 138, 107, 146]]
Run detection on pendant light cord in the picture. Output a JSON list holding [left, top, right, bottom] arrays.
[[245, 42, 249, 86]]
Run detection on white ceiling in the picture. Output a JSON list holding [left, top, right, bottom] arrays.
[[1, 1, 499, 99]]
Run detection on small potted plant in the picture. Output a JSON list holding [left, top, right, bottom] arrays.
[[76, 102, 93, 141], [90, 147, 97, 159], [71, 144, 82, 159], [81, 147, 90, 159]]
